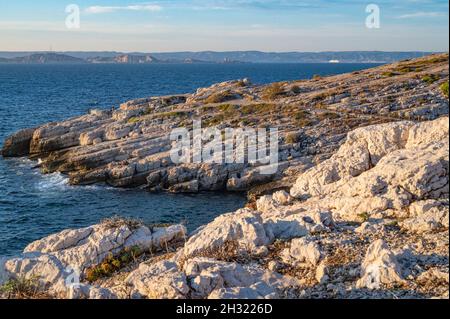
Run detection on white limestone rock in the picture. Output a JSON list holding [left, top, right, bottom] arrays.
[[256, 195, 279, 214], [272, 190, 293, 206], [183, 257, 298, 299], [315, 261, 329, 284], [4, 222, 186, 298], [291, 120, 414, 199], [182, 209, 272, 258], [281, 237, 322, 267], [125, 260, 189, 299], [262, 205, 334, 240], [290, 117, 449, 223], [357, 239, 404, 289], [355, 221, 387, 235], [400, 200, 449, 234]]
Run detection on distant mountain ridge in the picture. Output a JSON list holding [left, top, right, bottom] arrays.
[[0, 51, 441, 64], [5, 53, 86, 64], [0, 53, 238, 64]]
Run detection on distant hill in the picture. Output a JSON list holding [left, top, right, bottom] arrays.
[[0, 51, 442, 64], [88, 54, 161, 64], [146, 51, 436, 63], [0, 53, 86, 64]]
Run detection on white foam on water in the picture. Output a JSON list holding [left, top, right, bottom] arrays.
[[36, 172, 70, 191]]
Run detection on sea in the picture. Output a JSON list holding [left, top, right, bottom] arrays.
[[0, 62, 381, 256]]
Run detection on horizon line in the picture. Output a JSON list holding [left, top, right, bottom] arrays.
[[0, 50, 446, 54]]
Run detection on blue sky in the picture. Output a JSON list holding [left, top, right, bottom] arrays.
[[0, 0, 448, 52]]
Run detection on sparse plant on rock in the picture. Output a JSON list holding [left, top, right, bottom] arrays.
[[101, 216, 144, 230], [421, 74, 439, 84], [0, 276, 48, 299], [440, 81, 449, 98], [205, 90, 238, 104], [262, 83, 285, 101]]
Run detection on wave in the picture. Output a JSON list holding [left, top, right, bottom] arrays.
[[36, 172, 70, 191]]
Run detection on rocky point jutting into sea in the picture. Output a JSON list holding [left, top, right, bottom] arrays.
[[0, 53, 448, 299]]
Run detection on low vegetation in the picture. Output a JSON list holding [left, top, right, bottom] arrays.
[[291, 85, 302, 94], [381, 71, 397, 77], [204, 90, 238, 104], [0, 276, 48, 299], [421, 74, 440, 84], [127, 116, 142, 124], [440, 81, 449, 98], [85, 246, 142, 283], [262, 83, 285, 101], [101, 216, 144, 230], [241, 103, 278, 115], [285, 132, 301, 144], [357, 212, 370, 223], [317, 112, 340, 121], [294, 110, 314, 127]]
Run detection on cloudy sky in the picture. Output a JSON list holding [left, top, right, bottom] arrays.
[[0, 0, 448, 52]]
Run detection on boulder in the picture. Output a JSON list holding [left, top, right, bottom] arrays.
[[272, 190, 293, 206], [125, 260, 189, 299], [400, 200, 449, 234], [182, 209, 272, 258], [184, 257, 297, 299], [168, 180, 199, 193], [1, 127, 36, 157], [281, 237, 322, 267], [357, 239, 404, 289]]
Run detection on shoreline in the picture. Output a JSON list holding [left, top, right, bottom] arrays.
[[0, 53, 448, 299], [1, 116, 448, 299]]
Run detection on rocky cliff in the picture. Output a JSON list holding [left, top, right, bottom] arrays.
[[0, 54, 448, 299], [1, 117, 448, 299], [2, 54, 449, 197]]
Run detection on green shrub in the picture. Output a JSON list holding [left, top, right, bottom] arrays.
[[312, 74, 322, 80], [85, 246, 142, 283], [422, 74, 439, 84], [440, 81, 449, 98], [381, 71, 397, 77], [127, 117, 141, 124], [357, 212, 370, 223]]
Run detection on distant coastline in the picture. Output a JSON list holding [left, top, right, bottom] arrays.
[[0, 50, 440, 64]]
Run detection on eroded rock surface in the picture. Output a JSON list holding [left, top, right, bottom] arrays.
[[2, 54, 448, 196], [1, 54, 449, 300], [1, 221, 186, 298]]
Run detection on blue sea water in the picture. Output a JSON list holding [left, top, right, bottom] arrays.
[[0, 62, 381, 257]]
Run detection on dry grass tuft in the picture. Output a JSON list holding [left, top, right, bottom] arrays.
[[101, 216, 144, 230], [0, 276, 50, 299]]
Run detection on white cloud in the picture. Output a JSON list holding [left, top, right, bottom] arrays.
[[85, 4, 162, 14], [397, 11, 446, 19]]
